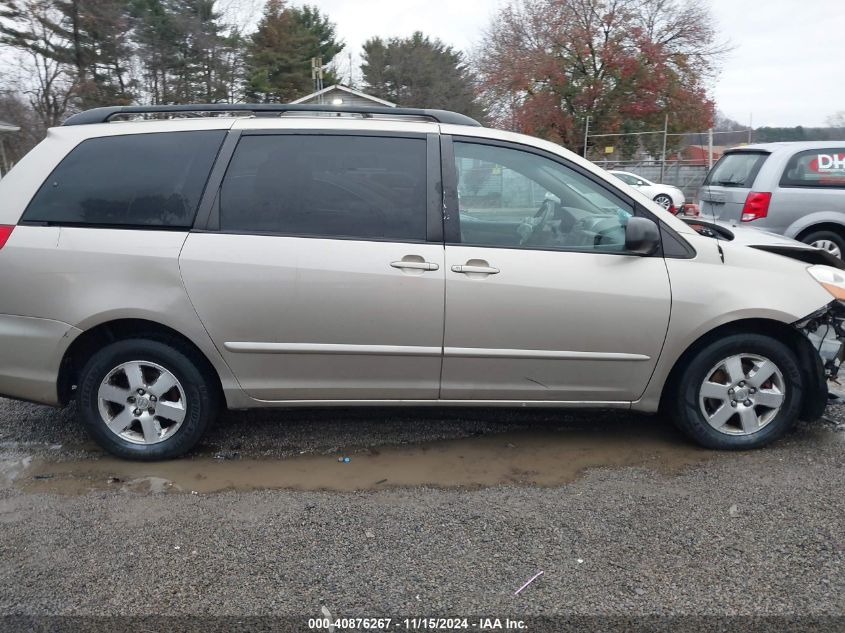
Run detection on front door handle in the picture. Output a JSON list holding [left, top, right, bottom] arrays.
[[390, 260, 440, 271], [451, 263, 500, 275]]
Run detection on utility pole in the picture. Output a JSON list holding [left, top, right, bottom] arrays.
[[707, 127, 714, 170], [659, 113, 668, 183], [583, 116, 591, 159], [311, 57, 324, 97], [0, 138, 7, 176]]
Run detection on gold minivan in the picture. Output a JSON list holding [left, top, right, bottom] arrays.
[[0, 104, 843, 459]]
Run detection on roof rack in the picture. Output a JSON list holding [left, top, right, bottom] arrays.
[[62, 103, 482, 127]]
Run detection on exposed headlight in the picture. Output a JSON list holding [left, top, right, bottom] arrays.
[[808, 265, 845, 300]]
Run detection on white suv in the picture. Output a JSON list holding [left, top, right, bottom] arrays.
[[0, 103, 843, 460]]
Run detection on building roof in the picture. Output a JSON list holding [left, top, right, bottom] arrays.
[[290, 84, 396, 108], [0, 120, 20, 133]]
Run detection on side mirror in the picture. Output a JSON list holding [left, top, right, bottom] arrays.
[[625, 217, 660, 255], [636, 180, 645, 186]]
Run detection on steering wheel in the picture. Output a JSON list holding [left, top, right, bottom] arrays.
[[518, 199, 555, 245]]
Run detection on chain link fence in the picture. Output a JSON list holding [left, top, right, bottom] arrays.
[[592, 158, 710, 202], [584, 126, 750, 203]]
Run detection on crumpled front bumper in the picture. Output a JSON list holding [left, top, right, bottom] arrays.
[[795, 301, 845, 419], [796, 302, 845, 380]]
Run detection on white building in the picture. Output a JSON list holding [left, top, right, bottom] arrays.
[[290, 84, 396, 108]]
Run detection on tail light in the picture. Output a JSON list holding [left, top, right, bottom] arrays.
[[741, 192, 771, 222], [668, 204, 677, 215], [0, 225, 13, 250]]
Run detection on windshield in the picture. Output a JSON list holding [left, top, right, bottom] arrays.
[[704, 152, 768, 187]]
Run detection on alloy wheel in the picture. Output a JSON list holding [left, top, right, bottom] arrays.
[[654, 194, 672, 209], [97, 360, 187, 445], [698, 353, 786, 435], [810, 239, 842, 259]]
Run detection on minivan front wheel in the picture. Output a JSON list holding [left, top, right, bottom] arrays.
[[77, 339, 217, 460], [671, 334, 802, 449]]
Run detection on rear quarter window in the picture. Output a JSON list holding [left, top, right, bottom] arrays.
[[704, 152, 768, 187], [780, 148, 845, 188], [23, 131, 225, 227]]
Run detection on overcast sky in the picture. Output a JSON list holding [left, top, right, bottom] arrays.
[[3, 0, 841, 127], [313, 0, 844, 127]]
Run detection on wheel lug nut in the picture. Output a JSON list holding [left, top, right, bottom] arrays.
[[133, 408, 141, 416], [750, 388, 756, 394], [728, 388, 734, 394], [730, 401, 737, 407], [744, 400, 752, 406], [148, 407, 155, 414], [127, 396, 135, 403], [150, 395, 157, 402], [137, 389, 145, 395], [739, 381, 745, 387]]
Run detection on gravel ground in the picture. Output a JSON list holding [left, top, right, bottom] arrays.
[[0, 396, 844, 629]]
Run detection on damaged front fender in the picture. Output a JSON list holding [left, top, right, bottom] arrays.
[[795, 302, 845, 379], [794, 302, 845, 420]]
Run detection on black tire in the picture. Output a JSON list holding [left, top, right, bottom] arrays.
[[670, 334, 803, 450], [77, 338, 218, 460], [800, 229, 845, 260]]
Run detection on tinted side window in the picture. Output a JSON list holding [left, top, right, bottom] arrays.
[[220, 135, 427, 240], [454, 141, 634, 252], [780, 148, 845, 188], [24, 131, 225, 227], [704, 152, 767, 187]]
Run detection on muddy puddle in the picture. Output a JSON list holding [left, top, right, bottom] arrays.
[[1, 425, 714, 495]]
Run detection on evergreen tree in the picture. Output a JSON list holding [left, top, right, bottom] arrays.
[[46, 0, 135, 106], [131, 0, 238, 104], [361, 32, 483, 119], [1, 0, 135, 108], [289, 5, 343, 86], [244, 0, 342, 103]]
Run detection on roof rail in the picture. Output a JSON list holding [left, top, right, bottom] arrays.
[[62, 103, 482, 127]]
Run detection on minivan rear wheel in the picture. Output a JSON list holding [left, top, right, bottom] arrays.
[[670, 334, 802, 449], [801, 229, 845, 259], [77, 339, 217, 460]]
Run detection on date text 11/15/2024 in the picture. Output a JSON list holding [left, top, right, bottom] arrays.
[[307, 617, 528, 630]]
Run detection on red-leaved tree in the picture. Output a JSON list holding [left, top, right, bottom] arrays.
[[477, 0, 721, 154]]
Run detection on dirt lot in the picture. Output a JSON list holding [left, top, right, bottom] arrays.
[[1, 397, 844, 631]]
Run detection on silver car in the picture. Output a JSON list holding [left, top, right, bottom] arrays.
[[698, 141, 845, 257], [1, 103, 844, 460]]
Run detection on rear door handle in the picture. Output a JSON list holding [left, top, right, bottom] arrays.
[[451, 264, 500, 275], [390, 260, 440, 271]]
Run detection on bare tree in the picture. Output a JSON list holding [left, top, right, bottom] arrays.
[[0, 0, 75, 126], [827, 111, 845, 129]]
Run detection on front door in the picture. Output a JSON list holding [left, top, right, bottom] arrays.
[[440, 138, 671, 402], [180, 131, 445, 401]]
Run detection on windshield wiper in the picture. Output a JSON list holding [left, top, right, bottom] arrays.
[[711, 179, 745, 187]]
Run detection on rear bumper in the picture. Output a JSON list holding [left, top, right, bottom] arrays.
[[0, 314, 80, 406]]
